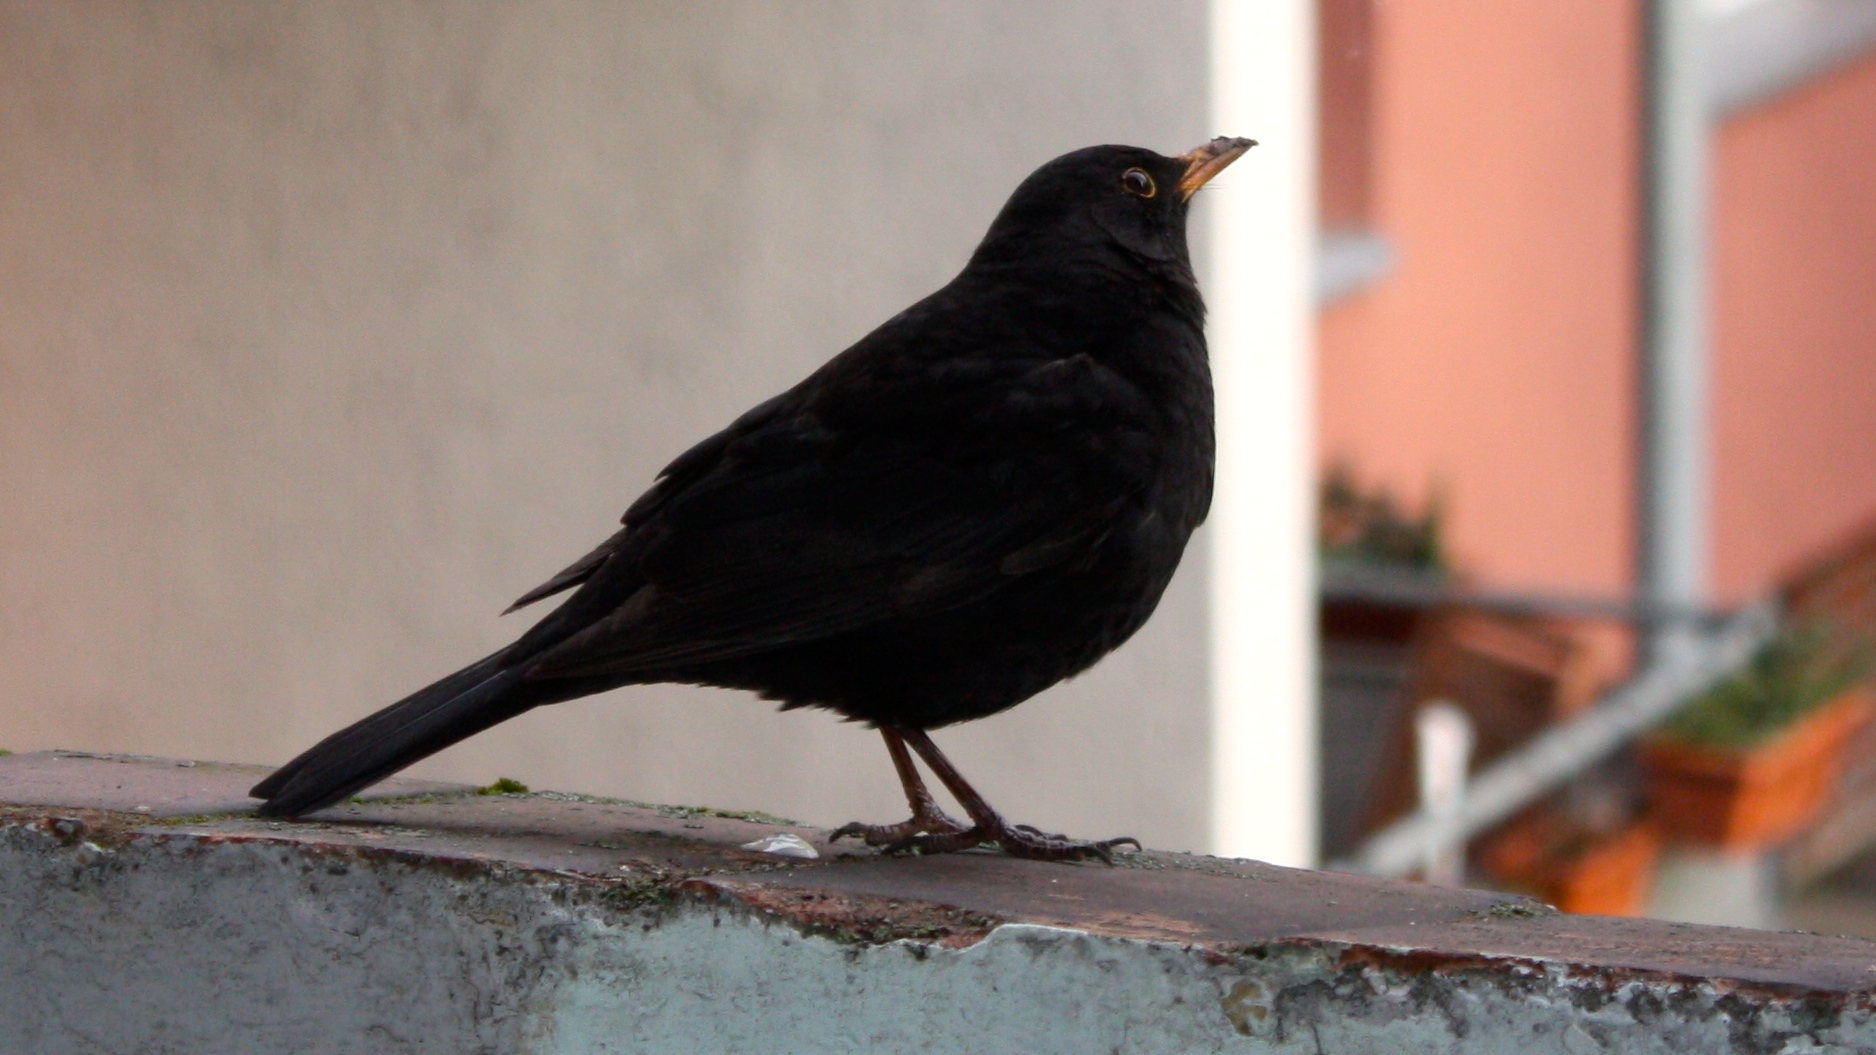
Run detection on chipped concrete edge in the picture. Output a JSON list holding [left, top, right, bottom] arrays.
[[4, 815, 1874, 1054]]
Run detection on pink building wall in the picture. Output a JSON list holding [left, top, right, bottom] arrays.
[[1318, 0, 1640, 598], [1321, 4, 1876, 607], [1710, 54, 1876, 602]]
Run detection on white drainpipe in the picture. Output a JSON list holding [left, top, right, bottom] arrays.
[[1206, 0, 1320, 866]]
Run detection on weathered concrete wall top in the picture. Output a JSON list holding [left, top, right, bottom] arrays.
[[5, 751, 1874, 1053]]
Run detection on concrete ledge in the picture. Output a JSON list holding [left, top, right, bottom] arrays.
[[5, 751, 1876, 1053]]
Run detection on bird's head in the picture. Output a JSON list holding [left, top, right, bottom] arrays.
[[967, 138, 1255, 279]]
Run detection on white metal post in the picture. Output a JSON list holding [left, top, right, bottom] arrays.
[[1639, 0, 1713, 663], [1207, 0, 1320, 866]]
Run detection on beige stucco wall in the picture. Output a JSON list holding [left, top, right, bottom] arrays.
[[0, 3, 1216, 849]]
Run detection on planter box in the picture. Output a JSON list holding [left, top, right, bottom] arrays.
[[1640, 688, 1875, 851], [1479, 812, 1662, 916]]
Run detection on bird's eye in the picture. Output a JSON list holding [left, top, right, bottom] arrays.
[[1121, 168, 1157, 198]]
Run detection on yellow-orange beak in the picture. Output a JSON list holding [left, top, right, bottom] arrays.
[[1176, 136, 1257, 200]]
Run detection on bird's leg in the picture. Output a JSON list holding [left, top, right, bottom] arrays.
[[894, 728, 1141, 864], [830, 727, 971, 847]]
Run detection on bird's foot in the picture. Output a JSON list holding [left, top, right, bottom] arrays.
[[830, 809, 971, 848], [851, 727, 1141, 863], [881, 817, 1141, 864], [992, 822, 1141, 863]]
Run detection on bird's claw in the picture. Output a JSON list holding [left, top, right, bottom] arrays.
[[830, 811, 971, 848], [1005, 823, 1138, 862], [873, 820, 1140, 864], [996, 830, 1138, 865], [879, 827, 989, 857]]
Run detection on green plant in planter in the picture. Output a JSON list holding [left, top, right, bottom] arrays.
[[1657, 622, 1871, 750], [1319, 463, 1446, 571]]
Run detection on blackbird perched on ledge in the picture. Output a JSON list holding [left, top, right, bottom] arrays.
[[253, 137, 1255, 862]]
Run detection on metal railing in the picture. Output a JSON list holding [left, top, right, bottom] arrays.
[[1330, 602, 1777, 878]]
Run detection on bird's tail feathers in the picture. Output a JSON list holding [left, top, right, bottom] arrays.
[[250, 651, 536, 817]]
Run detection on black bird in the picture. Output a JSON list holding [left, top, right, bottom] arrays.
[[252, 137, 1255, 861]]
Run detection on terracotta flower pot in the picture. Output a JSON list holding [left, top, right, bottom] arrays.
[[1479, 812, 1662, 916], [1639, 687, 1875, 851]]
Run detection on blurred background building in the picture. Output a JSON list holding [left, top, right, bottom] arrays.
[[3, 1, 1876, 926], [1318, 0, 1876, 610], [1314, 0, 1876, 928]]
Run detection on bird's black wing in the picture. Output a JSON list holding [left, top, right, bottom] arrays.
[[502, 392, 797, 615], [521, 350, 1158, 679]]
